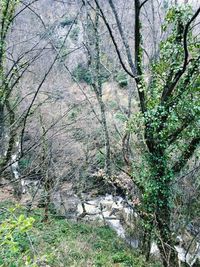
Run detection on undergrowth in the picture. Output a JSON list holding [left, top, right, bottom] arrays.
[[0, 201, 162, 267]]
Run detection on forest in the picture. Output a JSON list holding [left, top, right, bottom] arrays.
[[0, 0, 200, 266]]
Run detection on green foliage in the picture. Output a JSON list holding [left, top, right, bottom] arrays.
[[0, 202, 162, 266], [68, 106, 81, 120], [112, 252, 134, 265], [0, 0, 19, 81], [0, 0, 19, 33], [72, 63, 110, 85], [115, 71, 128, 87], [97, 65, 110, 84], [70, 26, 80, 41], [0, 199, 163, 267], [115, 112, 127, 122], [146, 5, 199, 155], [19, 158, 31, 170], [127, 6, 200, 251], [108, 100, 118, 110], [60, 17, 77, 27], [163, 0, 169, 10], [95, 150, 106, 168], [0, 205, 37, 266], [165, 5, 192, 24], [0, 0, 18, 60], [72, 63, 93, 84]]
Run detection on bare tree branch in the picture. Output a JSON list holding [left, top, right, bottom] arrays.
[[93, 0, 136, 79]]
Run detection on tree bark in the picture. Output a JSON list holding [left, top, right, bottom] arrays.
[[0, 103, 4, 157], [85, 7, 112, 177], [156, 192, 179, 267]]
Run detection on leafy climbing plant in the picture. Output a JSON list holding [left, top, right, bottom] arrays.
[[125, 4, 200, 266], [0, 205, 37, 266]]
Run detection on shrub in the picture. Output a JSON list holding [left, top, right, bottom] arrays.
[[115, 71, 128, 87], [70, 26, 80, 41], [0, 206, 36, 266], [72, 63, 110, 85], [72, 63, 92, 84], [95, 151, 106, 169], [19, 158, 31, 170], [60, 17, 77, 27]]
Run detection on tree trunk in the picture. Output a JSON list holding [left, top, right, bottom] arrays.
[[142, 226, 152, 261], [88, 8, 111, 177], [156, 206, 179, 267], [149, 153, 179, 267], [0, 103, 4, 157], [155, 177, 179, 267], [99, 96, 111, 177], [43, 193, 51, 222]]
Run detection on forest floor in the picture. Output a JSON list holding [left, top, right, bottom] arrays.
[[0, 200, 162, 267]]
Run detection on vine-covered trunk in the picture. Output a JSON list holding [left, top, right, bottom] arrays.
[[148, 153, 179, 267], [0, 103, 4, 157], [155, 196, 178, 267], [142, 225, 153, 261]]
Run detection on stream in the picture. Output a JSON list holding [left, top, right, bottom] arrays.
[[52, 189, 200, 266]]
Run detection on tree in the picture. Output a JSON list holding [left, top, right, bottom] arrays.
[[0, 0, 19, 168], [0, 0, 68, 198], [82, 3, 112, 177], [93, 0, 200, 266]]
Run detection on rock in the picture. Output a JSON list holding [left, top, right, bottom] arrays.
[[150, 242, 160, 257], [52, 184, 81, 219], [51, 191, 200, 266]]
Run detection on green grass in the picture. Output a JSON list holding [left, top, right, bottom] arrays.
[[0, 201, 162, 267]]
